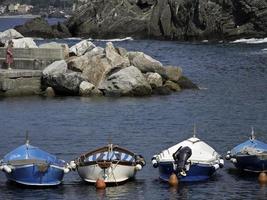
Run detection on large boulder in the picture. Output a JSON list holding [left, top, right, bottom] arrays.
[[81, 55, 112, 86], [5, 37, 38, 48], [165, 66, 182, 82], [164, 80, 181, 92], [43, 60, 68, 76], [128, 51, 166, 76], [67, 47, 105, 72], [99, 66, 152, 96], [79, 81, 102, 96], [176, 76, 198, 89], [42, 60, 84, 95], [105, 42, 130, 68], [69, 40, 96, 56], [144, 72, 162, 88], [0, 29, 23, 45]]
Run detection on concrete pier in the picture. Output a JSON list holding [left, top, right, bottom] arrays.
[[0, 47, 64, 96], [0, 48, 64, 70], [0, 69, 42, 97]]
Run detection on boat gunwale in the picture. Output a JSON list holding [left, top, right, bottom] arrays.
[[78, 160, 136, 167], [79, 145, 136, 158]]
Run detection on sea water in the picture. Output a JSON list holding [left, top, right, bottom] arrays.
[[0, 19, 267, 199]]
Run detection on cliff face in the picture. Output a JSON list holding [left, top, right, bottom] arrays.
[[67, 0, 267, 41], [149, 0, 267, 40], [67, 0, 154, 38]]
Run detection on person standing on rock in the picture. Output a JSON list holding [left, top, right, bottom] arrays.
[[6, 40, 14, 70]]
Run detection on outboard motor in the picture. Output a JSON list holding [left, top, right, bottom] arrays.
[[172, 146, 192, 176]]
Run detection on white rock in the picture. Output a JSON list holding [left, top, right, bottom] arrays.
[[127, 51, 166, 76], [145, 72, 163, 88], [99, 66, 152, 96], [0, 29, 23, 44], [43, 60, 67, 76], [105, 42, 130, 68], [79, 81, 95, 96], [69, 40, 96, 56], [5, 37, 38, 48]]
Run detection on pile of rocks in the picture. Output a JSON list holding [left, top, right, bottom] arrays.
[[42, 40, 198, 97]]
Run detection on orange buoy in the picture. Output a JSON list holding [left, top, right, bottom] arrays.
[[95, 178, 106, 189], [258, 172, 267, 185], [168, 173, 179, 187]]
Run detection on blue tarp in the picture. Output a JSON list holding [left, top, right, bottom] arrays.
[[231, 139, 267, 155], [3, 144, 64, 166]]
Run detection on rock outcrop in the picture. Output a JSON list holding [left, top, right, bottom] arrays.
[[67, 0, 267, 41], [67, 0, 152, 38], [14, 17, 71, 39]]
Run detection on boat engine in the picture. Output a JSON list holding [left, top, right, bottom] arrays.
[[172, 146, 192, 176]]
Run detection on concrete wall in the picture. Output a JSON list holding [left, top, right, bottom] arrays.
[[0, 48, 64, 70], [0, 69, 42, 97]]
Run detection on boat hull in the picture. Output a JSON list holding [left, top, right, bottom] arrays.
[[233, 155, 267, 172], [158, 161, 216, 182], [77, 164, 136, 183], [4, 164, 64, 186]]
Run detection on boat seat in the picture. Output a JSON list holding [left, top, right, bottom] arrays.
[[86, 151, 135, 162], [8, 159, 47, 166]]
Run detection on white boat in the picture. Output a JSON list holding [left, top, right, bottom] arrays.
[[152, 131, 224, 182], [70, 144, 145, 184]]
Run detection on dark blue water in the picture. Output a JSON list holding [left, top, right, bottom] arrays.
[[0, 17, 65, 32], [1, 20, 267, 199]]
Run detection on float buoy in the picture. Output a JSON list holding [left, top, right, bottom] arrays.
[[258, 172, 267, 185], [135, 164, 142, 171], [168, 173, 179, 187], [95, 178, 106, 190]]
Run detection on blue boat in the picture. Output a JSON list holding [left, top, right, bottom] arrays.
[[0, 138, 70, 186], [225, 128, 267, 172], [152, 131, 224, 182]]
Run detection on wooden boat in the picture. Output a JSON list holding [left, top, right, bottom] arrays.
[[0, 137, 69, 186], [225, 128, 267, 172], [70, 144, 145, 184], [152, 129, 224, 182]]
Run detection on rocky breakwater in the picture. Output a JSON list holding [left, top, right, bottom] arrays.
[[67, 0, 267, 41], [42, 40, 197, 97]]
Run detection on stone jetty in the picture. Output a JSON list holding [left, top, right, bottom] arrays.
[[0, 29, 197, 97]]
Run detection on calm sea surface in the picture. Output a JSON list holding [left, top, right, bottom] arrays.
[[0, 18, 267, 199]]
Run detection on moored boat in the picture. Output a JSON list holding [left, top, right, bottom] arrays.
[[0, 137, 70, 186], [70, 144, 145, 184], [151, 129, 224, 182], [225, 128, 267, 172]]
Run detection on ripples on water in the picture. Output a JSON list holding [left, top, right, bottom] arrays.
[[0, 35, 267, 199]]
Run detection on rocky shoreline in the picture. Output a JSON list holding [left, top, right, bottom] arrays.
[[12, 0, 267, 41]]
